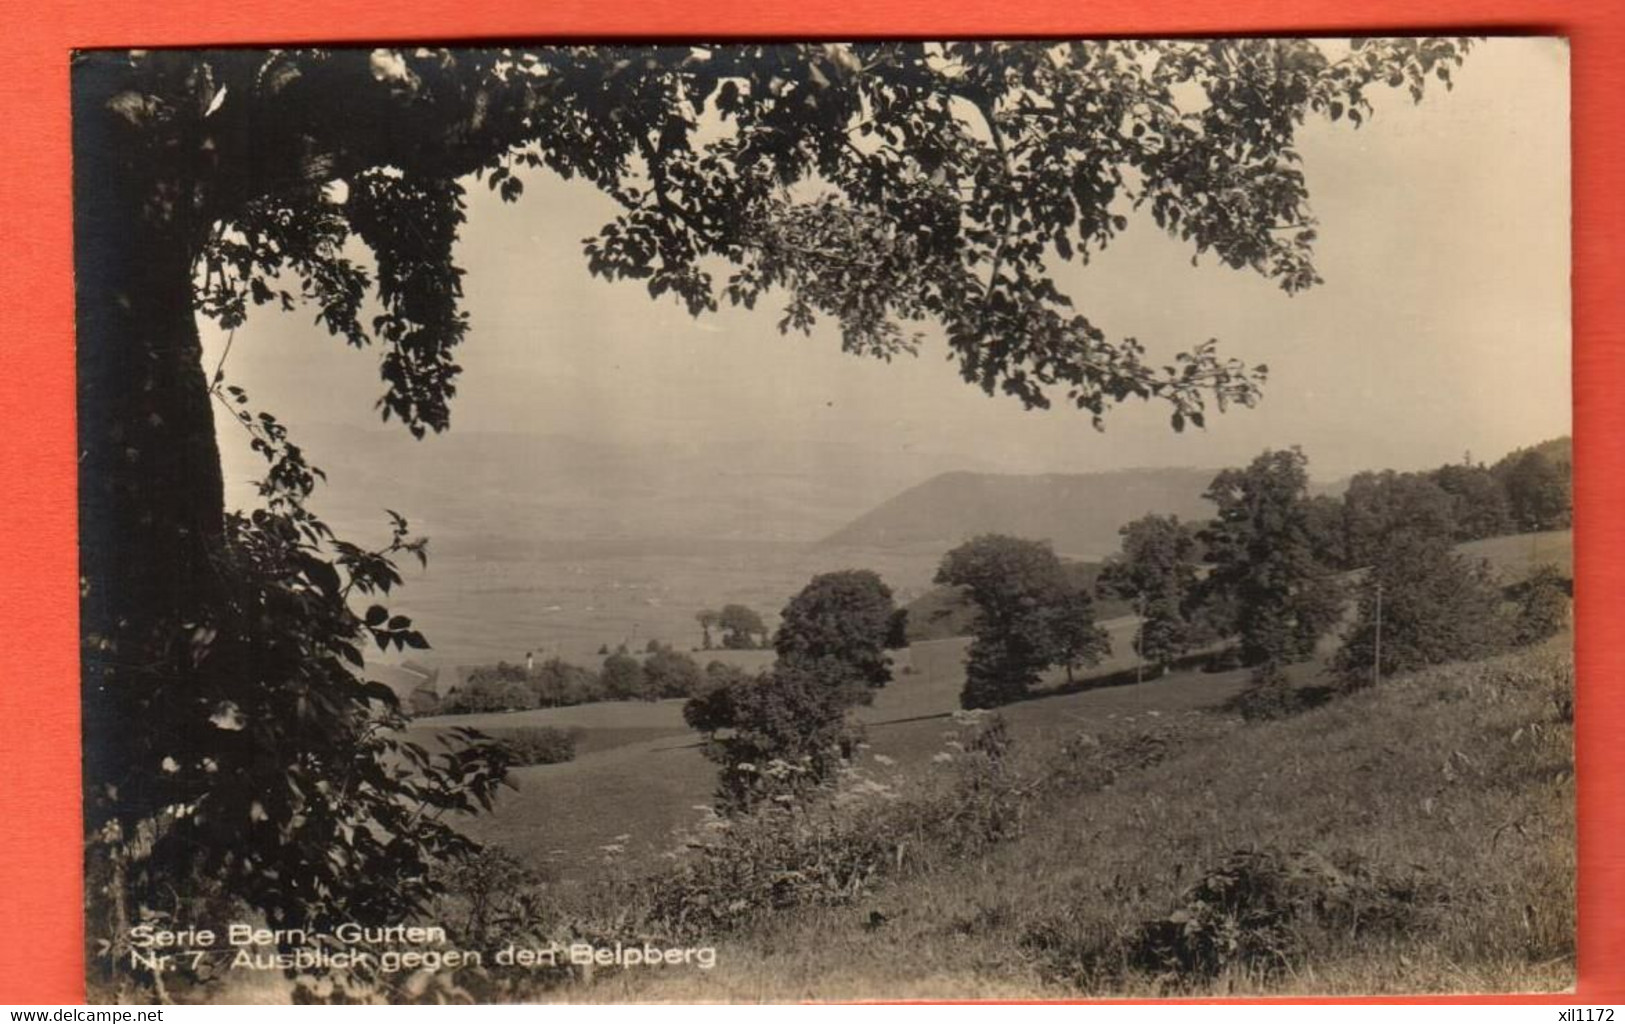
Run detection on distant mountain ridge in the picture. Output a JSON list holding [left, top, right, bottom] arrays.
[[221, 423, 1008, 551], [816, 467, 1225, 561]]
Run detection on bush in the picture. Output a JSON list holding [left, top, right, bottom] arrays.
[[494, 726, 581, 766], [427, 849, 577, 1001], [1233, 672, 1302, 722], [1334, 535, 1511, 686], [1024, 847, 1449, 993], [1127, 848, 1446, 986], [530, 657, 601, 707], [600, 651, 646, 700], [700, 666, 858, 813], [441, 676, 537, 714], [937, 712, 1026, 853], [1511, 566, 1571, 646], [643, 647, 704, 699], [648, 778, 899, 938]]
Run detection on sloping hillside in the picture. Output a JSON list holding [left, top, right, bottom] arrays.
[[576, 642, 1575, 1000], [817, 468, 1221, 559]]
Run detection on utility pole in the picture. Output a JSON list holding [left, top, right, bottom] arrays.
[[1372, 581, 1383, 687], [1134, 593, 1145, 686]]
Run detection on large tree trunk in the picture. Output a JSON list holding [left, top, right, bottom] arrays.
[[74, 60, 231, 992], [74, 58, 225, 833]]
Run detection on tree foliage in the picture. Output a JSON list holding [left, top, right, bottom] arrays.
[[773, 570, 901, 705], [443, 677, 537, 714], [717, 603, 769, 649], [1431, 459, 1513, 541], [1510, 565, 1571, 647], [1492, 447, 1572, 533], [682, 662, 753, 739], [1098, 514, 1203, 670], [1339, 469, 1457, 567], [82, 410, 513, 993], [643, 645, 706, 699], [1333, 534, 1509, 685], [83, 41, 1470, 448], [599, 651, 647, 700], [936, 534, 1109, 708], [530, 656, 602, 707], [702, 666, 861, 813], [695, 609, 720, 650], [1199, 448, 1343, 679], [685, 572, 903, 811], [681, 659, 860, 813]]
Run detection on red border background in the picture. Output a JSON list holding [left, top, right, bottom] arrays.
[[1, 0, 1619, 1006]]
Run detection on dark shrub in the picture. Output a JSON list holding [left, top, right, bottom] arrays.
[[442, 675, 537, 714], [600, 651, 646, 700], [1511, 566, 1571, 646], [530, 657, 600, 707], [1335, 535, 1511, 686], [494, 726, 581, 766], [1129, 848, 1445, 985], [1232, 671, 1301, 722], [704, 666, 858, 813]]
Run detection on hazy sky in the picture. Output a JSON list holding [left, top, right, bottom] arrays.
[[209, 37, 1570, 493]]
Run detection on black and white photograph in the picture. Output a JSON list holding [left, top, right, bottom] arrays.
[[72, 37, 1573, 1003]]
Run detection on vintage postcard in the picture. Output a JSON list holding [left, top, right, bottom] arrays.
[[72, 38, 1571, 1002]]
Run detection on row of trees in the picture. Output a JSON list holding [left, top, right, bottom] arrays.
[[1322, 442, 1570, 570], [437, 644, 710, 713], [930, 448, 1345, 711], [1090, 446, 1570, 712]]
